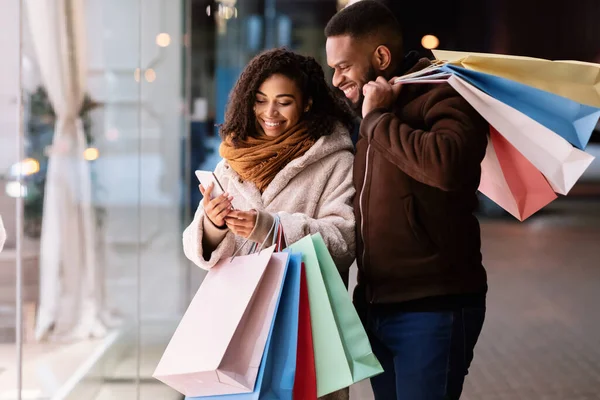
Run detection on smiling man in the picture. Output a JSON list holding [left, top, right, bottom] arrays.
[[325, 1, 489, 399]]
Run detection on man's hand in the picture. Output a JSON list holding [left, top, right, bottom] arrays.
[[225, 210, 258, 239], [362, 76, 402, 118]]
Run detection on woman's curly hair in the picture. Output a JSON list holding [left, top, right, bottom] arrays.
[[220, 47, 355, 144]]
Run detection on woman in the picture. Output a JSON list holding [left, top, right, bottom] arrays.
[[183, 48, 356, 280], [183, 49, 354, 399]]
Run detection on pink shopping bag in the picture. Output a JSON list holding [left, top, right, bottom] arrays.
[[153, 246, 289, 397], [480, 126, 557, 220]]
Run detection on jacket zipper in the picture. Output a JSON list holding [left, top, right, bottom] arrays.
[[359, 144, 372, 277]]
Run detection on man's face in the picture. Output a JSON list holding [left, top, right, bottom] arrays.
[[326, 35, 377, 114]]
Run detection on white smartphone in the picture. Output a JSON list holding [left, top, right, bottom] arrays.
[[195, 170, 226, 200]]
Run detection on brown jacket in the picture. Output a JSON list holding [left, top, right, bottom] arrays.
[[354, 58, 489, 304]]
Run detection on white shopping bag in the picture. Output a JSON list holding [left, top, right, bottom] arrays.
[[448, 75, 594, 195]]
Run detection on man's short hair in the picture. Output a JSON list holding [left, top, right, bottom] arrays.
[[325, 0, 403, 55]]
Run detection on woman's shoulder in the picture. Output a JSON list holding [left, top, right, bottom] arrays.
[[323, 145, 354, 170], [312, 123, 354, 160]]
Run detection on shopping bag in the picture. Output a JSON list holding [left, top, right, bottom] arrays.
[[479, 126, 557, 220], [293, 263, 317, 400], [288, 234, 383, 397], [432, 49, 600, 109], [447, 75, 595, 195], [153, 247, 288, 397], [186, 252, 301, 400], [260, 253, 301, 400], [440, 64, 600, 150], [311, 234, 383, 382]]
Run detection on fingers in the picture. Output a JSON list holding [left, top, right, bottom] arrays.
[[225, 210, 256, 238], [214, 204, 232, 221], [363, 78, 391, 96], [201, 183, 213, 205], [228, 225, 253, 238], [224, 211, 254, 227], [211, 195, 233, 215], [226, 220, 253, 237], [225, 218, 254, 230], [204, 189, 233, 226], [224, 213, 254, 225], [208, 192, 232, 209], [226, 210, 247, 220], [363, 81, 377, 97]]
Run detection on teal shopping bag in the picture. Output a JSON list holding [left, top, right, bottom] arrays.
[[289, 235, 382, 397]]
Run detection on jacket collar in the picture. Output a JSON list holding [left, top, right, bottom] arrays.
[[393, 53, 437, 108], [398, 50, 424, 75]]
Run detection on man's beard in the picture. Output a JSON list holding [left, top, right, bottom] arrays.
[[345, 66, 379, 117]]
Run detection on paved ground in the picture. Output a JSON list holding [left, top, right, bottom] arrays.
[[462, 200, 600, 400], [352, 199, 600, 400]]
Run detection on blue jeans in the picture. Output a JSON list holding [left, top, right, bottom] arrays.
[[356, 296, 485, 400]]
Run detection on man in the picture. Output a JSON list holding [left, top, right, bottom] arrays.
[[325, 1, 488, 399]]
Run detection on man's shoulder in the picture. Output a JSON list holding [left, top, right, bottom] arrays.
[[398, 78, 462, 111], [404, 57, 433, 75]]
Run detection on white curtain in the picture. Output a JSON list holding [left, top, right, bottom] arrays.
[[26, 0, 107, 341], [0, 215, 5, 253]]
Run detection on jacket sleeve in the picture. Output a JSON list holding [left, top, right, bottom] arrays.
[[271, 153, 356, 278], [361, 83, 488, 191], [182, 162, 237, 270]]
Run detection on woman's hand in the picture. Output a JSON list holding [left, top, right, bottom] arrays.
[[199, 183, 233, 228], [224, 210, 258, 239]]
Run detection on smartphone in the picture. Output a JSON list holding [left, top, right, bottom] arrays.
[[195, 170, 226, 200]]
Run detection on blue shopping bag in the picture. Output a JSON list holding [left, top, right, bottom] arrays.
[[442, 64, 600, 150], [186, 253, 302, 400]]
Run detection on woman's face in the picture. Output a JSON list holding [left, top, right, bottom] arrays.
[[254, 74, 304, 137]]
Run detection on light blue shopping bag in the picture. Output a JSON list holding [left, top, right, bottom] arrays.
[[442, 64, 600, 150]]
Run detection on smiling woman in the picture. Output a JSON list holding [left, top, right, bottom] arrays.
[[183, 47, 357, 282], [220, 47, 353, 145], [254, 74, 305, 137]]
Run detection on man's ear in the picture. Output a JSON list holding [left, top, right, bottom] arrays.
[[372, 45, 392, 72]]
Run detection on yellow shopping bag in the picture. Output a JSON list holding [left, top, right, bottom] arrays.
[[433, 49, 600, 108]]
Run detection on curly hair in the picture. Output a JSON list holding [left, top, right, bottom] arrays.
[[220, 47, 355, 144]]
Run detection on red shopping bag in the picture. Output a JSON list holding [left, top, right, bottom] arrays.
[[479, 126, 558, 221], [293, 263, 317, 399]]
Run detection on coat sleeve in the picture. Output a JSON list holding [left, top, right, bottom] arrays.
[[361, 83, 488, 191]]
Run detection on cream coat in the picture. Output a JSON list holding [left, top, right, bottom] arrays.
[[182, 125, 356, 274]]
